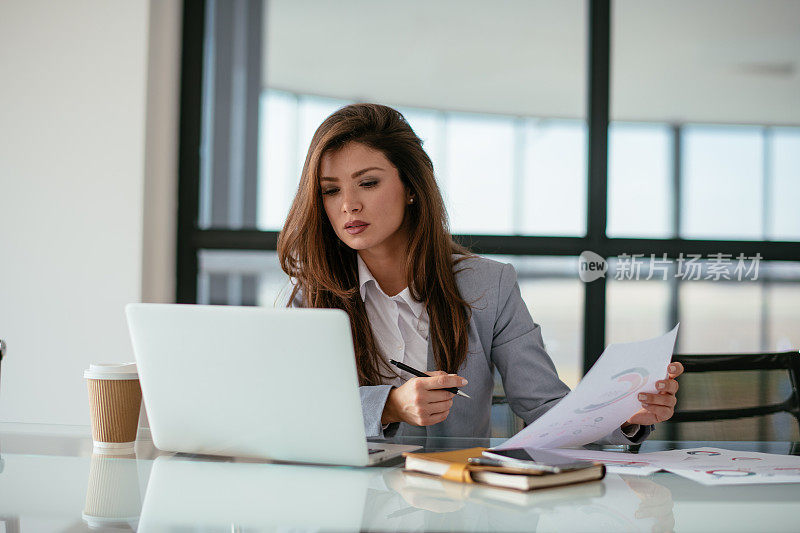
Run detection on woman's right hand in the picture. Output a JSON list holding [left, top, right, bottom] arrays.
[[381, 370, 467, 426]]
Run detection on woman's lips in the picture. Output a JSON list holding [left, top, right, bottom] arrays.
[[345, 223, 369, 235]]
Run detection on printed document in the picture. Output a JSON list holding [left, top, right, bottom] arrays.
[[495, 325, 679, 450], [557, 447, 800, 485]]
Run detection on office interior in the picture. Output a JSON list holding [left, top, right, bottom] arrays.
[[1, 0, 799, 531]]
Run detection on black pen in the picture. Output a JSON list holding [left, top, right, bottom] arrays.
[[389, 359, 471, 398]]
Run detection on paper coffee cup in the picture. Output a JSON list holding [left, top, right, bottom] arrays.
[[82, 453, 141, 530], [85, 363, 142, 454]]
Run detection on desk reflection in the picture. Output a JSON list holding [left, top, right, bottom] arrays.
[[361, 469, 675, 532], [8, 426, 800, 532], [83, 452, 141, 531], [138, 456, 372, 531], [620, 476, 675, 533], [136, 455, 679, 532]]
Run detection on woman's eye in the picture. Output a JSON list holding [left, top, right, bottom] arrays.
[[321, 188, 339, 196], [361, 180, 378, 188]]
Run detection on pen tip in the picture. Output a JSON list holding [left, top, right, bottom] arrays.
[[458, 391, 471, 399]]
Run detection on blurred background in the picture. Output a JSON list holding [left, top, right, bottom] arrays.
[[1, 0, 798, 440], [190, 1, 800, 438]]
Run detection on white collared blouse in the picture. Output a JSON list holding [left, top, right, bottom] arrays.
[[357, 254, 429, 387]]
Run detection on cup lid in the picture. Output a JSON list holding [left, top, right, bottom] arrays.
[[82, 513, 140, 530], [84, 362, 138, 380]]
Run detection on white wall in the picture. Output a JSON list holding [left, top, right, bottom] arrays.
[[0, 0, 181, 425]]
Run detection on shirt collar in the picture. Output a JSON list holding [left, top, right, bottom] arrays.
[[357, 254, 425, 318]]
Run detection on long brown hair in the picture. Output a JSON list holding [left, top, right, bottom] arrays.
[[277, 103, 472, 385]]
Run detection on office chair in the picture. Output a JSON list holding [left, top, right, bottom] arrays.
[[491, 393, 525, 438], [655, 350, 800, 441], [490, 369, 526, 437]]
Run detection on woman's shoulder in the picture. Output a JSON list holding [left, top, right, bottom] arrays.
[[452, 253, 503, 274], [451, 254, 516, 298]]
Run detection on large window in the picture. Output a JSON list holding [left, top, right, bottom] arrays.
[[178, 0, 800, 438], [254, 91, 589, 236]]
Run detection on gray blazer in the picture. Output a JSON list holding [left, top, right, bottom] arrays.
[[297, 255, 650, 444]]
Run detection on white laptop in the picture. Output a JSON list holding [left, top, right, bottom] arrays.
[[125, 303, 419, 466]]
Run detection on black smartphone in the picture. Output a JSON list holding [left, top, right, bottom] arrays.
[[483, 448, 595, 472]]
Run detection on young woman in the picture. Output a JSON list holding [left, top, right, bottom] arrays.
[[278, 103, 682, 441]]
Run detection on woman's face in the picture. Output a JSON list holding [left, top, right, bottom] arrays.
[[319, 142, 412, 255]]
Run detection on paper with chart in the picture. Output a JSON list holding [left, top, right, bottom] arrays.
[[643, 447, 800, 485], [556, 447, 800, 485], [555, 449, 662, 476], [495, 325, 679, 450]]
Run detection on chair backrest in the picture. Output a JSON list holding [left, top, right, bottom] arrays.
[[653, 350, 800, 441]]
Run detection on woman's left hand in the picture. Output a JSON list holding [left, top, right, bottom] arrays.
[[626, 362, 684, 426]]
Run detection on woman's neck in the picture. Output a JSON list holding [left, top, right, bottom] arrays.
[[358, 246, 408, 297]]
